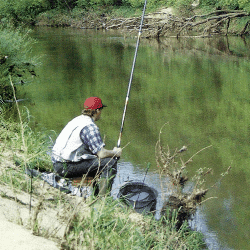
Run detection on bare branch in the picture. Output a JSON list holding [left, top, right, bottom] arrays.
[[88, 9, 250, 38]]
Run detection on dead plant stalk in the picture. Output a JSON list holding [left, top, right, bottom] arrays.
[[9, 75, 32, 212]]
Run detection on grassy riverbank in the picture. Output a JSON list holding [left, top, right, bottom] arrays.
[[0, 108, 207, 249]]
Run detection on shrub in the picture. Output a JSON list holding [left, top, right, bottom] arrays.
[[77, 0, 118, 9], [47, 0, 78, 9], [200, 0, 250, 12], [0, 26, 37, 102], [239, 0, 250, 12], [0, 0, 50, 25]]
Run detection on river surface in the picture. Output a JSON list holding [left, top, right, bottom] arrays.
[[20, 27, 250, 249]]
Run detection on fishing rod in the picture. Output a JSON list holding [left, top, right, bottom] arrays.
[[117, 0, 148, 148]]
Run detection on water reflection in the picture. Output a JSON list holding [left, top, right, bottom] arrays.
[[190, 208, 233, 250], [114, 161, 231, 250], [112, 161, 170, 219], [156, 35, 250, 58], [21, 27, 250, 250]]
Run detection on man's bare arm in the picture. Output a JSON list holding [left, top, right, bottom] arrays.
[[97, 147, 122, 159]]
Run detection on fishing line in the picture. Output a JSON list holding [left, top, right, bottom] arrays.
[[117, 0, 148, 148]]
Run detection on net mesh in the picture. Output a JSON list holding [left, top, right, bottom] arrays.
[[117, 182, 158, 214]]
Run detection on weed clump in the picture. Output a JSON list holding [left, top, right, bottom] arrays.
[[156, 124, 231, 229]]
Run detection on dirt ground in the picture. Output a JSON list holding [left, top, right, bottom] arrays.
[[0, 153, 63, 250], [0, 193, 60, 250]]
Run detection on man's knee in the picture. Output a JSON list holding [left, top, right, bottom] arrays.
[[100, 158, 117, 177], [53, 162, 67, 176], [107, 158, 117, 173]]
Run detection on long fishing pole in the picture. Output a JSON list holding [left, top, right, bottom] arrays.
[[117, 0, 148, 148]]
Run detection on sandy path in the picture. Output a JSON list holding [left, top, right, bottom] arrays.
[[0, 209, 59, 250]]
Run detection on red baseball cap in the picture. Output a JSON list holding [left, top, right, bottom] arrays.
[[84, 97, 107, 110]]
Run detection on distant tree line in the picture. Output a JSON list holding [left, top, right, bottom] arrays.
[[0, 0, 249, 103], [0, 0, 249, 26]]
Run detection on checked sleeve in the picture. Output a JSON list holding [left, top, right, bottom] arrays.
[[80, 123, 105, 155]]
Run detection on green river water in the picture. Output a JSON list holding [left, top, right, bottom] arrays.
[[20, 27, 250, 249]]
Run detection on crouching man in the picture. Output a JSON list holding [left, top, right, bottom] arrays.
[[51, 97, 122, 195]]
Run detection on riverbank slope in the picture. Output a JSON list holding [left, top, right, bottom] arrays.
[[0, 113, 206, 249], [0, 155, 206, 249]]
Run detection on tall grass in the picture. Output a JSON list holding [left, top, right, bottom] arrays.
[[0, 98, 53, 174], [0, 103, 207, 249], [61, 196, 206, 249]]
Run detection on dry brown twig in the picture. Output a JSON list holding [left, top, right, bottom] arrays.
[[87, 9, 250, 38], [156, 124, 231, 228]]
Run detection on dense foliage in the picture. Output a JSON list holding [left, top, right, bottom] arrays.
[[76, 0, 250, 12], [77, 0, 250, 12], [0, 26, 37, 103], [0, 0, 249, 26], [76, 0, 165, 9], [0, 0, 49, 25], [200, 0, 250, 12]]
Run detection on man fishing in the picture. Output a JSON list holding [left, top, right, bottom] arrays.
[[51, 96, 122, 196]]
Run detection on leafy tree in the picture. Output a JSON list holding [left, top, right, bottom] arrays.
[[0, 0, 79, 25], [0, 0, 49, 25]]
